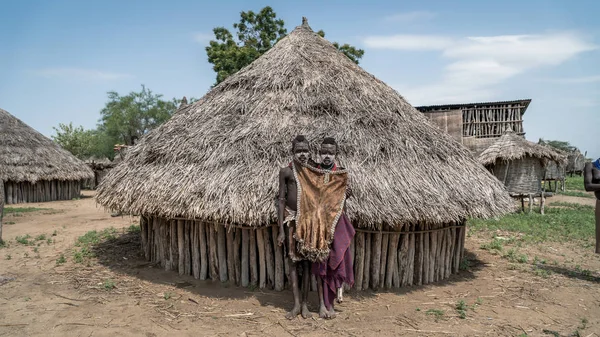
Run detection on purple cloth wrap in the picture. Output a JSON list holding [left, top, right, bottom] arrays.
[[312, 213, 355, 311]]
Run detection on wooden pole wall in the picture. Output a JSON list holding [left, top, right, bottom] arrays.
[[139, 217, 466, 291], [3, 180, 83, 204]]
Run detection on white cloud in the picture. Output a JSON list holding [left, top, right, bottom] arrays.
[[193, 32, 213, 43], [542, 75, 600, 84], [384, 11, 437, 23], [363, 32, 597, 105], [35, 67, 133, 81], [363, 34, 453, 50]]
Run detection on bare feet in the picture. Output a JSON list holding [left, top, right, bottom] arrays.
[[336, 287, 343, 303], [319, 305, 331, 319], [301, 303, 312, 319], [328, 307, 337, 319], [285, 305, 301, 320]]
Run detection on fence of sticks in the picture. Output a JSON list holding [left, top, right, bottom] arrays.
[[139, 216, 466, 291], [3, 180, 82, 204]]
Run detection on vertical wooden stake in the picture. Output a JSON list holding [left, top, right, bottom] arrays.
[[385, 233, 399, 289], [199, 222, 208, 280], [192, 222, 200, 278], [272, 226, 284, 291], [249, 229, 258, 286], [217, 224, 228, 282], [354, 232, 365, 291], [379, 233, 389, 289], [241, 229, 249, 287], [226, 227, 235, 284], [234, 228, 242, 285], [209, 223, 219, 280], [264, 227, 275, 289], [371, 232, 382, 290], [362, 233, 371, 290]]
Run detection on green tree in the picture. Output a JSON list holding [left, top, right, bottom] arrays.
[[52, 122, 96, 160], [205, 6, 365, 85], [538, 138, 578, 152], [99, 85, 181, 146]]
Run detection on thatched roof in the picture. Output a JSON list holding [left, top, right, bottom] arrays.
[[95, 18, 514, 228], [0, 108, 94, 183], [478, 130, 565, 166]]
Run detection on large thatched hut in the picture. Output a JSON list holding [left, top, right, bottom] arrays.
[[478, 130, 564, 201], [96, 18, 514, 291], [0, 108, 93, 204], [539, 145, 568, 192]]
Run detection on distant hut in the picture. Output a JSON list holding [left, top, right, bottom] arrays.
[[96, 18, 514, 291], [478, 129, 564, 210], [83, 157, 115, 190], [566, 149, 586, 176], [0, 108, 93, 204], [538, 145, 568, 192]]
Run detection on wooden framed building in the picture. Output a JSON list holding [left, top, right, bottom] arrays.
[[96, 18, 514, 291], [416, 100, 531, 155], [0, 108, 94, 204]]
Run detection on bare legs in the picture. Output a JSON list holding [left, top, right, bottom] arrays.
[[595, 200, 600, 254], [286, 259, 312, 319], [316, 275, 336, 319]]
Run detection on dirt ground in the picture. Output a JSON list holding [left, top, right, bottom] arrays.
[[1, 191, 599, 337]]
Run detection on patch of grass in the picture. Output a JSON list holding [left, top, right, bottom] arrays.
[[459, 256, 471, 271], [16, 234, 32, 245], [103, 279, 115, 290], [76, 228, 117, 247], [52, 230, 58, 237], [127, 224, 141, 234], [0, 239, 5, 248], [425, 309, 445, 321], [24, 252, 29, 258], [72, 227, 117, 265], [73, 246, 94, 263], [35, 234, 47, 241], [3, 207, 50, 216], [415, 308, 421, 311], [56, 254, 66, 265], [532, 266, 551, 278], [164, 292, 173, 300], [6, 254, 11, 260], [480, 237, 504, 253], [455, 300, 468, 319], [47, 238, 53, 245], [579, 317, 588, 330], [4, 221, 15, 225], [469, 206, 595, 244], [564, 176, 585, 191], [559, 190, 594, 199], [517, 254, 529, 264]]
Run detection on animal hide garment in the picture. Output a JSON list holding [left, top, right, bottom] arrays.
[[291, 159, 347, 262]]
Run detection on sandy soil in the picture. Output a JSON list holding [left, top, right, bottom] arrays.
[[1, 191, 599, 337]]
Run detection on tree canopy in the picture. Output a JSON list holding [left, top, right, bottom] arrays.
[[205, 6, 365, 85], [53, 85, 196, 160], [538, 138, 579, 153]]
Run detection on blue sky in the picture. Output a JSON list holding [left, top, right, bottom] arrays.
[[1, 0, 598, 158]]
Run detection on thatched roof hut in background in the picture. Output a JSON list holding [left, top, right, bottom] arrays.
[[537, 145, 568, 192], [96, 18, 514, 291], [567, 149, 586, 176], [0, 108, 93, 204], [83, 157, 116, 190], [478, 129, 564, 198]]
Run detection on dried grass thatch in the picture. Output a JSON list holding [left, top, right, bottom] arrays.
[[567, 149, 586, 174], [95, 18, 514, 229], [0, 108, 93, 183], [478, 130, 566, 196], [478, 130, 564, 167]]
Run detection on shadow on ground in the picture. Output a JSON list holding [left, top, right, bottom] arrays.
[[91, 231, 484, 314]]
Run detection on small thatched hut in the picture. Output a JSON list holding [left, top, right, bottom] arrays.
[[539, 146, 568, 192], [478, 130, 564, 203], [96, 18, 514, 291], [0, 108, 93, 204], [567, 149, 586, 176], [83, 157, 115, 190]]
